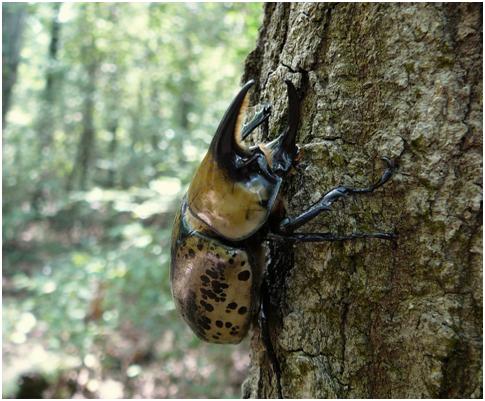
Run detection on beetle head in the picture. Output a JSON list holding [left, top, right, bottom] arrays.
[[187, 80, 300, 241], [210, 79, 299, 179]]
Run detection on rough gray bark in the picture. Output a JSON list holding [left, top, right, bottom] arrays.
[[241, 3, 482, 398]]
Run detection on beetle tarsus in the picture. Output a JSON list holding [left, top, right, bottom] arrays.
[[348, 156, 395, 194], [279, 157, 395, 233]]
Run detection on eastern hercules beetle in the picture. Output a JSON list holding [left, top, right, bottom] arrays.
[[170, 80, 394, 345]]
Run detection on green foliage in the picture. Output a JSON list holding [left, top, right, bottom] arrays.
[[3, 2, 262, 398]]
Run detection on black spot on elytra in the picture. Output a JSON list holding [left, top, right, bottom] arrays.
[[188, 248, 195, 258], [200, 275, 210, 284], [238, 306, 247, 315], [197, 242, 203, 251], [216, 331, 222, 335], [238, 270, 251, 281], [206, 269, 218, 279], [216, 253, 220, 258], [200, 300, 214, 312], [228, 258, 234, 265], [227, 302, 237, 310], [185, 290, 207, 338], [225, 322, 232, 328], [241, 261, 246, 266], [216, 320, 223, 328], [212, 280, 225, 294], [201, 316, 211, 324], [201, 288, 216, 300], [198, 316, 211, 330]]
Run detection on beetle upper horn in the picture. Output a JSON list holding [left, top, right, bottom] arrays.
[[209, 80, 254, 166]]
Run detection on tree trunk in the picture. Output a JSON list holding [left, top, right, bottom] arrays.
[[241, 3, 482, 398], [2, 2, 28, 128], [67, 5, 99, 192], [31, 3, 62, 211], [76, 58, 97, 191], [67, 50, 97, 191], [37, 2, 62, 152]]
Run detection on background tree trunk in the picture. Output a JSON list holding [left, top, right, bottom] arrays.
[[2, 2, 28, 128], [37, 2, 62, 152], [241, 3, 482, 398], [67, 5, 99, 191]]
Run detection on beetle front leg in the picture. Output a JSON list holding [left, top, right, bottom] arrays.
[[279, 157, 395, 233], [241, 104, 272, 140], [268, 231, 395, 242]]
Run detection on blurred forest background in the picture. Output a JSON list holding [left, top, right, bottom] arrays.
[[2, 2, 263, 398]]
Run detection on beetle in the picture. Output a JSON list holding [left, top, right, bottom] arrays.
[[170, 79, 394, 345]]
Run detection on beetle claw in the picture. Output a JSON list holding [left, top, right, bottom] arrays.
[[381, 156, 394, 169], [374, 156, 395, 188]]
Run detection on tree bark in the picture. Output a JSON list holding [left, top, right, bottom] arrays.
[[242, 3, 482, 398]]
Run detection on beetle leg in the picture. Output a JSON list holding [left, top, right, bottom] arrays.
[[268, 231, 395, 242], [241, 104, 272, 140], [279, 157, 395, 233]]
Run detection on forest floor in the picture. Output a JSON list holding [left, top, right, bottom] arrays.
[[3, 198, 249, 398]]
